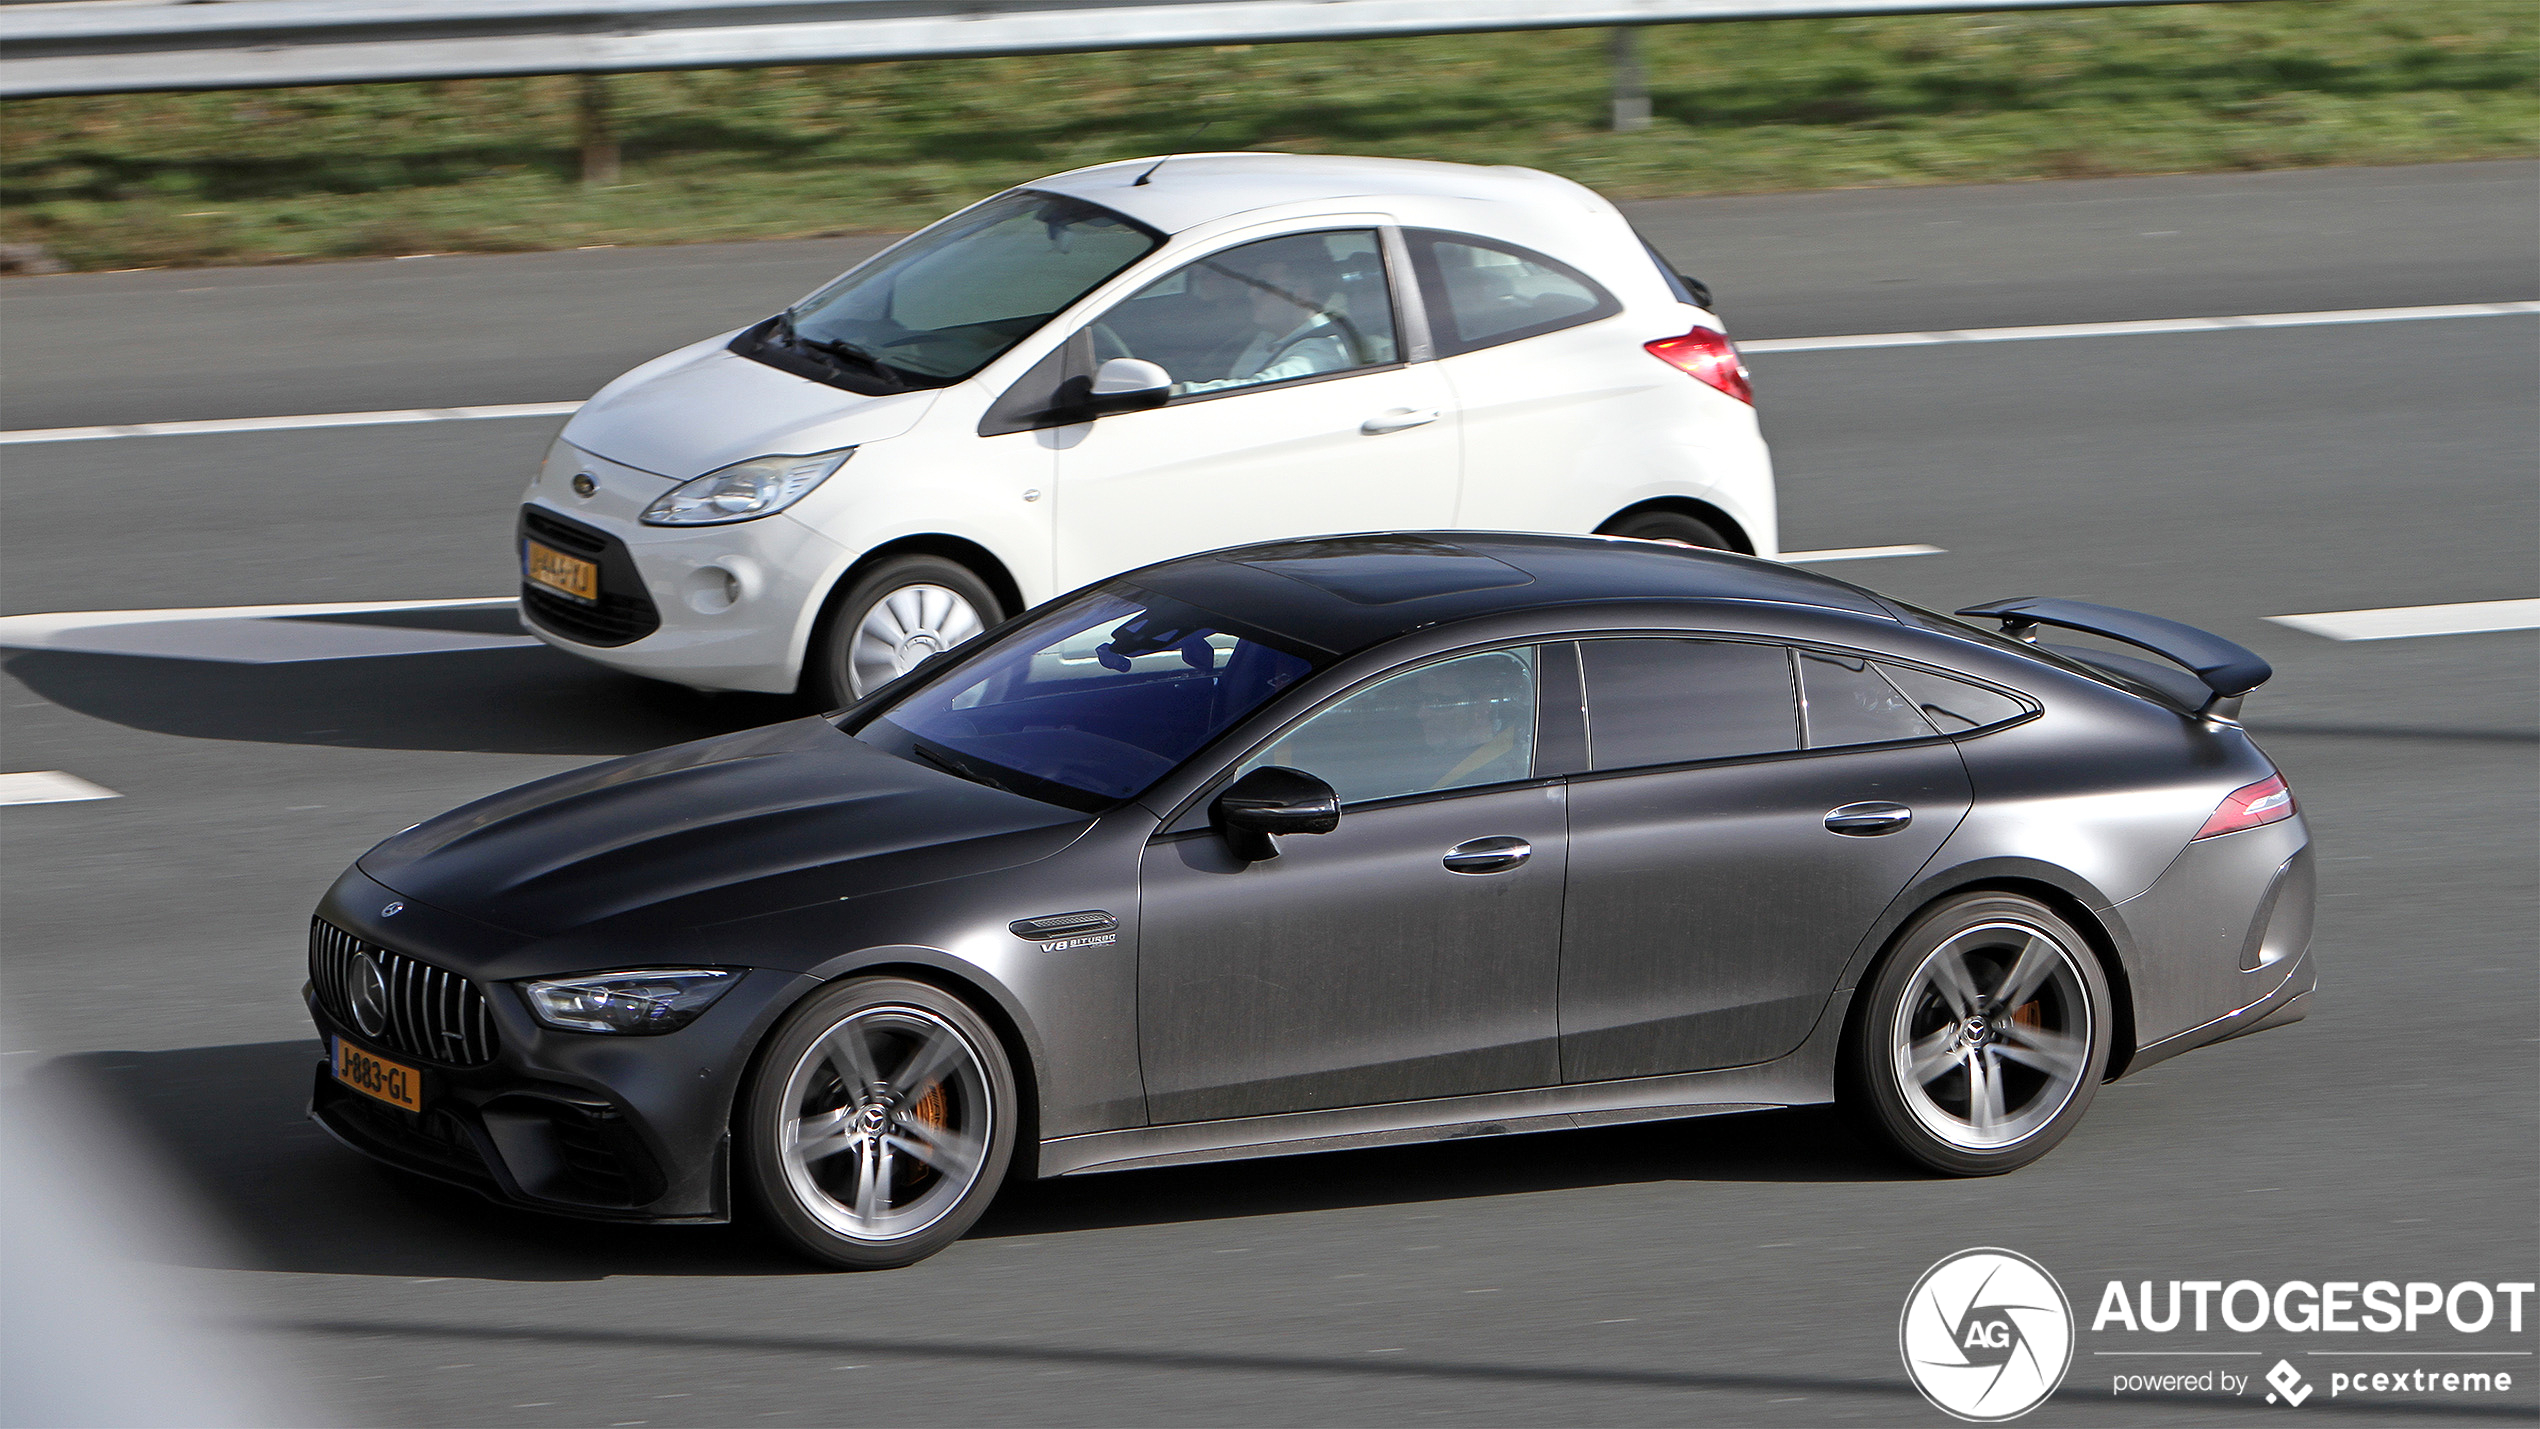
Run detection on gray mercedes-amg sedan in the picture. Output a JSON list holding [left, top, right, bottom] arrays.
[[305, 533, 2314, 1269]]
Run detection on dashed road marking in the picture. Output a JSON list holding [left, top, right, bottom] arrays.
[[5, 302, 2529, 445], [2267, 598, 2540, 642], [1742, 300, 2539, 355], [1780, 543, 1945, 563], [0, 771, 120, 805], [0, 597, 531, 664], [0, 401, 581, 445]]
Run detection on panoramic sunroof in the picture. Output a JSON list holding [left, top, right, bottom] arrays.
[[1235, 537, 1535, 606]]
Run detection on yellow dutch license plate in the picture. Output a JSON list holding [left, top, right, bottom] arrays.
[[333, 1037, 422, 1113], [524, 540, 599, 603]]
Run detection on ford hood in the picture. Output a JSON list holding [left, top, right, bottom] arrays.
[[358, 718, 1087, 937], [563, 334, 940, 480]]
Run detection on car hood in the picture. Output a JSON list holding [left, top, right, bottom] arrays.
[[563, 333, 940, 479], [357, 718, 1088, 938]]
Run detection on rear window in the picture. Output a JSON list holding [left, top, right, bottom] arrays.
[[1406, 230, 1621, 356], [1581, 638, 1799, 770]]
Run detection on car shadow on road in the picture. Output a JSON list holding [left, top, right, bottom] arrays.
[[29, 1039, 1918, 1283], [3, 643, 801, 756]]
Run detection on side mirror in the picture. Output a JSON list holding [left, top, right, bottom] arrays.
[[1087, 357, 1171, 415], [1210, 766, 1339, 863]]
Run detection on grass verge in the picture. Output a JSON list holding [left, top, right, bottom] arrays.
[[2, 0, 2531, 271]]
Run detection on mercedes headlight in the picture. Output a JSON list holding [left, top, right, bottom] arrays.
[[640, 449, 853, 526], [521, 968, 738, 1034]]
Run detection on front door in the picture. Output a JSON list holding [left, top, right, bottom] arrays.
[[1137, 647, 1563, 1124], [1557, 639, 1974, 1082], [1053, 227, 1460, 590]]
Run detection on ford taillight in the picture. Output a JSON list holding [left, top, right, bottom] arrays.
[[2193, 774, 2296, 840], [1645, 328, 1753, 405]]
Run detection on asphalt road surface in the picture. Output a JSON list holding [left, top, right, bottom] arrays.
[[2, 160, 2534, 1428]]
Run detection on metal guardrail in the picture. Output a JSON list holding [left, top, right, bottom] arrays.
[[4, 0, 2264, 99]]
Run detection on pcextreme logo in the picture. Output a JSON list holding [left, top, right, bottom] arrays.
[[1901, 1248, 2076, 1422]]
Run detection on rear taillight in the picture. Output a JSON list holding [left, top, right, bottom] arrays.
[[1645, 328, 1753, 405], [2194, 774, 2295, 840]]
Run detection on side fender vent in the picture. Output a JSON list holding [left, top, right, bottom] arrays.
[[1010, 910, 1117, 940]]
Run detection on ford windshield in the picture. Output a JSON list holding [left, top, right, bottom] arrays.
[[741, 191, 1160, 395]]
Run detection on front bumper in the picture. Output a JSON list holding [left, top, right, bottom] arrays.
[[518, 450, 847, 692], [305, 963, 808, 1224]]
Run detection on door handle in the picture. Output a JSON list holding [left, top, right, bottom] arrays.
[[1443, 836, 1531, 874], [1825, 802, 1913, 836], [1361, 408, 1440, 435]]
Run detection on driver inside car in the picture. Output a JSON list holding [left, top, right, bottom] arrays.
[[1176, 245, 1362, 394], [1409, 655, 1532, 791]]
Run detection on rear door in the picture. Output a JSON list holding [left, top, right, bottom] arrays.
[[1557, 640, 1974, 1081]]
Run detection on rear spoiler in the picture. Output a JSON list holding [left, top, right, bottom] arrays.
[[1955, 597, 2272, 722]]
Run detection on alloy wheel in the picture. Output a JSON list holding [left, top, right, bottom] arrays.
[[777, 1004, 993, 1243], [1889, 921, 2093, 1152]]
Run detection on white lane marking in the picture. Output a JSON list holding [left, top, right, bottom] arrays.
[[0, 597, 535, 664], [0, 401, 581, 445], [2267, 598, 2540, 642], [1742, 300, 2539, 355], [1781, 543, 1945, 563], [4, 302, 2531, 445], [0, 771, 121, 805]]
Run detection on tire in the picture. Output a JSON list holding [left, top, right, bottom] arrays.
[[806, 555, 1002, 709], [1843, 894, 2111, 1176], [740, 976, 1018, 1270], [1600, 510, 1733, 550]]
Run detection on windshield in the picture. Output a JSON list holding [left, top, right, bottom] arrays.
[[769, 191, 1159, 391], [851, 589, 1322, 811]]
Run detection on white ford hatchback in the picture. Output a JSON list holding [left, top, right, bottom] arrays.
[[520, 153, 1777, 705]]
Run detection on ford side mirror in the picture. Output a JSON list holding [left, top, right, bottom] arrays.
[[1087, 357, 1171, 415], [1211, 766, 1339, 863]]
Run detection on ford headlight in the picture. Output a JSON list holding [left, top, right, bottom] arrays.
[[640, 449, 852, 526], [521, 968, 738, 1034]]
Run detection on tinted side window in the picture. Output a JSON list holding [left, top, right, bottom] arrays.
[[1798, 650, 1937, 748], [1407, 230, 1621, 356], [1091, 230, 1398, 398], [1582, 639, 1797, 771], [1878, 665, 2029, 734], [1240, 648, 1538, 805]]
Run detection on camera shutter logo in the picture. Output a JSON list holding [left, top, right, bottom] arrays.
[[349, 953, 390, 1039], [1900, 1248, 2074, 1422]]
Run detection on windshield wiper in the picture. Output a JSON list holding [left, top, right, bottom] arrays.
[[907, 741, 1019, 796], [764, 310, 911, 391]]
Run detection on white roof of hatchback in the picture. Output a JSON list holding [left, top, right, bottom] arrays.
[[1027, 153, 1618, 235]]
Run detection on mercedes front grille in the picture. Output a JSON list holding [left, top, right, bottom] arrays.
[[310, 918, 500, 1066]]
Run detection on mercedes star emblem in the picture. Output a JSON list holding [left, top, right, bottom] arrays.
[[348, 953, 390, 1038]]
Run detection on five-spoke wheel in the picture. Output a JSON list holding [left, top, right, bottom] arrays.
[[743, 978, 1015, 1269], [1847, 893, 2110, 1175]]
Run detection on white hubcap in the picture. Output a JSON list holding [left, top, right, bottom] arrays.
[[847, 583, 984, 698]]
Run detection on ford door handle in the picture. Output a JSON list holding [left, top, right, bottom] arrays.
[[1362, 408, 1440, 435], [1825, 802, 1913, 836], [1443, 836, 1530, 874]]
